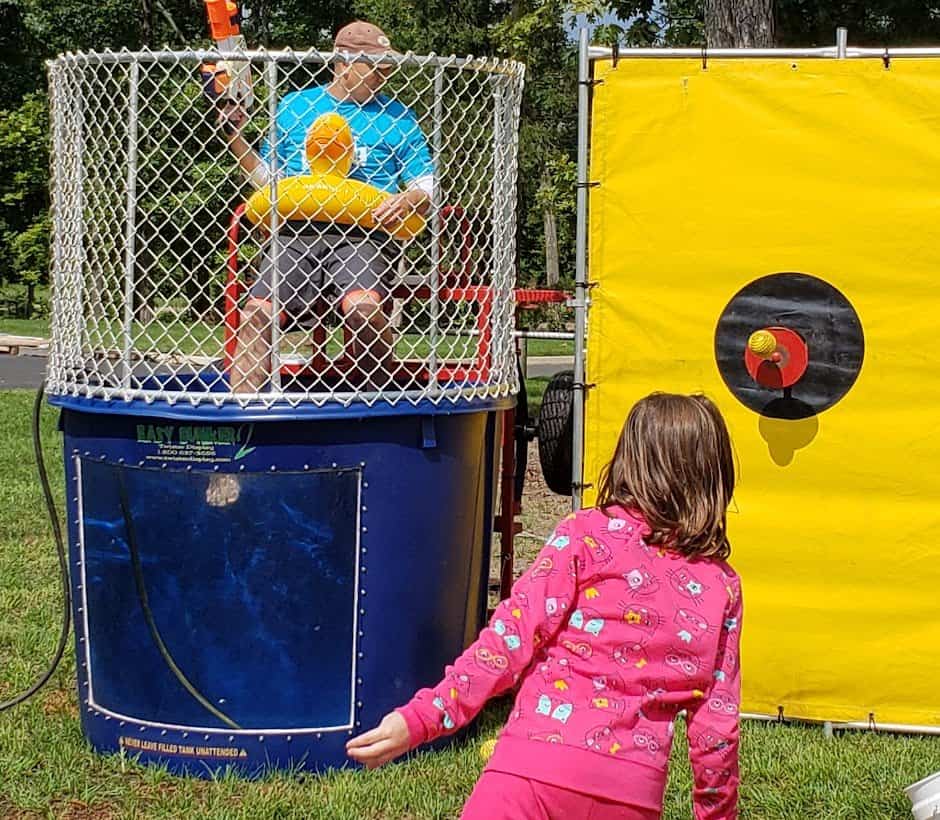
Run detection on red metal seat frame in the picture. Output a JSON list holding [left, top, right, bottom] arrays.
[[222, 203, 568, 601], [222, 204, 495, 384]]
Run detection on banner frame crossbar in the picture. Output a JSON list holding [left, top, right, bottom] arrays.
[[587, 45, 940, 61]]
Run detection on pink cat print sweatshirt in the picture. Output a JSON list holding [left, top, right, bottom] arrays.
[[397, 506, 743, 819]]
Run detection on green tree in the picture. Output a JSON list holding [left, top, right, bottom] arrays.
[[351, 0, 577, 290], [0, 1, 45, 108], [6, 0, 940, 325], [592, 0, 940, 47], [0, 93, 49, 313], [576, 0, 704, 47], [20, 0, 144, 54], [352, 0, 503, 54], [242, 0, 355, 48], [776, 1, 940, 46], [493, 1, 577, 288]]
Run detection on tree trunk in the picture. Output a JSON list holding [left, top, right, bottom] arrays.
[[141, 0, 154, 46], [251, 0, 272, 47], [154, 0, 185, 44], [543, 206, 559, 287], [705, 0, 775, 47]]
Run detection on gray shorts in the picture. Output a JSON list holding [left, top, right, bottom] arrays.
[[248, 231, 396, 326]]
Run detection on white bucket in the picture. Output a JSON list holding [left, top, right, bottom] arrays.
[[906, 770, 940, 820]]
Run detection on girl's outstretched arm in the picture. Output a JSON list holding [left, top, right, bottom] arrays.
[[685, 574, 743, 820], [345, 711, 412, 769], [346, 515, 583, 767]]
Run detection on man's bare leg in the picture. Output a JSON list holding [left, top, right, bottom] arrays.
[[341, 290, 394, 383], [209, 297, 275, 508], [230, 297, 274, 395]]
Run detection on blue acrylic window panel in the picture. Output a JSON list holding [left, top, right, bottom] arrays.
[[77, 460, 361, 731]]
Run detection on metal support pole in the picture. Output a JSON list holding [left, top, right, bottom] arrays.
[[571, 26, 591, 511], [429, 67, 443, 393], [498, 407, 517, 599], [515, 330, 574, 341], [70, 74, 87, 384], [265, 60, 282, 395], [49, 63, 87, 386], [490, 78, 507, 387], [48, 65, 68, 386], [50, 46, 940, 66], [122, 62, 140, 389], [586, 44, 940, 59], [836, 27, 848, 59], [740, 711, 940, 736]]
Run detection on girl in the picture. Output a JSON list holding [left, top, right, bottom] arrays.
[[348, 393, 742, 820]]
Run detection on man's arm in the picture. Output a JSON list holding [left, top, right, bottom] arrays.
[[399, 112, 435, 214], [220, 103, 271, 189], [373, 107, 435, 228], [372, 187, 430, 228]]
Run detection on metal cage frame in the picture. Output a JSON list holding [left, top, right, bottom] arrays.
[[45, 48, 525, 410]]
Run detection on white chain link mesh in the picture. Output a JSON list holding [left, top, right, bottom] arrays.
[[46, 49, 524, 408]]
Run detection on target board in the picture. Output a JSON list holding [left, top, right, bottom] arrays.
[[583, 57, 940, 727]]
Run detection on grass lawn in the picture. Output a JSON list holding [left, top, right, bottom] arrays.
[[0, 318, 51, 338], [524, 375, 550, 420], [521, 337, 573, 357], [1, 387, 937, 818], [0, 317, 574, 360]]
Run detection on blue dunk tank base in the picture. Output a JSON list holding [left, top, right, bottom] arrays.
[[51, 394, 507, 776]]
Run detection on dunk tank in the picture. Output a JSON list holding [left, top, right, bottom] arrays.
[[575, 35, 940, 730], [44, 46, 524, 771]]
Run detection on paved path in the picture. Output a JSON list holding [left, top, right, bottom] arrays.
[[0, 354, 46, 390], [526, 356, 573, 378], [0, 352, 576, 390]]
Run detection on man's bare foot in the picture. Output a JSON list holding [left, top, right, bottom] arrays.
[[206, 473, 241, 507]]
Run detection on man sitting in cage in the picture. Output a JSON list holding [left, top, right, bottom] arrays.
[[221, 20, 435, 394]]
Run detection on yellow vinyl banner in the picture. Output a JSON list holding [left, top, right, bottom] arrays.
[[585, 57, 940, 727]]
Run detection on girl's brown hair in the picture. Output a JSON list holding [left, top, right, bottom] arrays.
[[596, 393, 735, 560]]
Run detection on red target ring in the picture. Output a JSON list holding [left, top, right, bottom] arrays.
[[743, 326, 808, 389]]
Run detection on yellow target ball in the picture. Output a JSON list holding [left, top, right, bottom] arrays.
[[479, 738, 497, 761], [747, 329, 777, 357]]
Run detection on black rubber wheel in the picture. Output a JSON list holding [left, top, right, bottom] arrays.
[[537, 369, 575, 496]]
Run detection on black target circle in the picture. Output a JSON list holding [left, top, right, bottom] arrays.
[[714, 272, 864, 419]]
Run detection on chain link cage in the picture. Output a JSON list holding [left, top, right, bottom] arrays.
[[46, 49, 524, 408]]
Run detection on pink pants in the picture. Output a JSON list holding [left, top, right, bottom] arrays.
[[460, 771, 661, 820]]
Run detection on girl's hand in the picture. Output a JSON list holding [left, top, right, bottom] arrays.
[[346, 711, 411, 769]]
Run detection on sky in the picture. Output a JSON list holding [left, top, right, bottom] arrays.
[[563, 9, 630, 38]]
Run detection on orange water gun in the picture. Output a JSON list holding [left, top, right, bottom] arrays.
[[200, 0, 254, 114]]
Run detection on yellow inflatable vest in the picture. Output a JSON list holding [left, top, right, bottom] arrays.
[[244, 112, 426, 242]]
